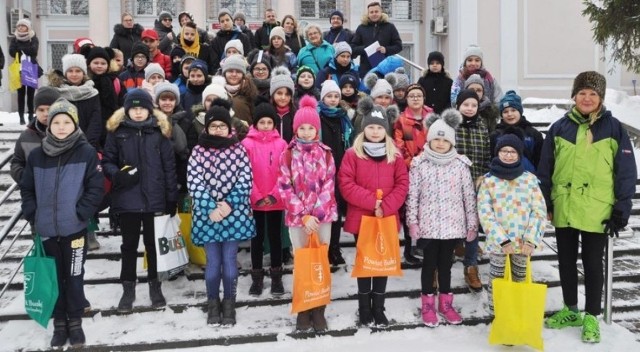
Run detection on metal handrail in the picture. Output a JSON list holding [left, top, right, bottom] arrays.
[[0, 152, 13, 170]]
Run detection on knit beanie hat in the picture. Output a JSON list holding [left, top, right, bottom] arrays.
[[16, 19, 32, 30], [405, 84, 426, 99], [293, 95, 321, 134], [464, 74, 485, 90], [144, 62, 165, 81], [495, 132, 524, 158], [253, 101, 281, 127], [571, 71, 606, 99], [189, 59, 209, 76], [74, 37, 94, 54], [62, 54, 88, 75], [224, 39, 245, 56], [456, 89, 480, 109], [218, 8, 233, 21], [333, 42, 352, 58], [202, 79, 229, 104], [154, 82, 181, 106], [250, 50, 273, 74], [296, 66, 316, 82], [204, 98, 232, 132], [320, 80, 341, 101], [329, 10, 344, 23], [427, 51, 445, 66], [339, 72, 360, 91], [124, 88, 155, 115], [86, 46, 113, 66], [233, 12, 246, 23], [222, 54, 247, 74], [463, 44, 483, 61], [359, 98, 389, 131], [131, 42, 150, 61], [270, 67, 295, 96], [48, 98, 79, 126], [159, 11, 172, 21], [365, 73, 393, 98], [178, 11, 194, 24], [34, 87, 62, 108], [499, 90, 523, 115], [269, 26, 286, 42], [426, 109, 463, 146], [386, 67, 410, 91]]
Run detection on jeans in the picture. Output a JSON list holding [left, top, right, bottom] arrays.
[[204, 241, 240, 300], [462, 236, 479, 267]]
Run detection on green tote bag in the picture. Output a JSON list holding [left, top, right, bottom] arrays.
[[24, 234, 59, 328]]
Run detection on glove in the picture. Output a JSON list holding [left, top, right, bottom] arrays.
[[113, 166, 139, 190], [165, 201, 177, 217], [602, 209, 627, 238], [408, 224, 420, 240]]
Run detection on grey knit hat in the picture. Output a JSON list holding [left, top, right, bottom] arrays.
[[270, 67, 295, 96], [233, 12, 246, 23], [464, 73, 485, 90], [463, 44, 483, 61], [154, 82, 180, 106], [320, 80, 341, 101], [269, 26, 286, 41], [224, 39, 244, 56], [62, 53, 87, 75], [222, 54, 247, 74], [144, 63, 165, 81], [333, 42, 352, 58], [426, 109, 463, 146], [358, 97, 389, 131]]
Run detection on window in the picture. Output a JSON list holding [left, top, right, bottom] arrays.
[[47, 0, 89, 15], [299, 0, 337, 19], [207, 0, 262, 21], [48, 42, 74, 71], [380, 0, 421, 20], [135, 0, 178, 16]]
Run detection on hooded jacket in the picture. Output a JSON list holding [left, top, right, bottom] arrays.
[[350, 13, 402, 78], [11, 120, 46, 183], [109, 23, 144, 61], [393, 106, 433, 168], [254, 21, 281, 50], [102, 108, 177, 214]]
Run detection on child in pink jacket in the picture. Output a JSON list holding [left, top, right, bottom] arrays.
[[278, 95, 337, 333], [406, 109, 478, 327], [241, 102, 288, 297], [338, 106, 409, 327]]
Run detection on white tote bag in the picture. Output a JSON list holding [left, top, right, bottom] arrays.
[[154, 214, 189, 281]]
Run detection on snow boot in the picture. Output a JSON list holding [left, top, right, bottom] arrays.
[[328, 245, 346, 265], [296, 310, 313, 331], [371, 292, 389, 326], [67, 318, 86, 347], [117, 281, 136, 313], [438, 293, 462, 324], [249, 269, 264, 296], [87, 231, 101, 251], [270, 267, 285, 296], [464, 265, 483, 292], [50, 318, 68, 349], [221, 298, 236, 326], [358, 291, 373, 326], [148, 279, 167, 308], [207, 298, 221, 325], [421, 294, 439, 327], [311, 305, 328, 332]]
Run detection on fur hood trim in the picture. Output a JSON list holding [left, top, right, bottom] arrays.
[[106, 107, 172, 138], [360, 13, 390, 25]]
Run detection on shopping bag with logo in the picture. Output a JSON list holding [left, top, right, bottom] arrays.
[[352, 215, 403, 277], [291, 232, 331, 313], [20, 55, 40, 89], [154, 214, 189, 281], [9, 53, 22, 92], [23, 234, 59, 328], [489, 255, 547, 350], [177, 195, 205, 266]]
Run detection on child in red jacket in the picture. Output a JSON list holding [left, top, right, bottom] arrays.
[[338, 106, 409, 326]]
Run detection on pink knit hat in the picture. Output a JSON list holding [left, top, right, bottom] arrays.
[[293, 95, 321, 136]]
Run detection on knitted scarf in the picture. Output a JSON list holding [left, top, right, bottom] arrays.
[[489, 157, 524, 180], [318, 101, 353, 148], [15, 29, 35, 41], [180, 27, 201, 58], [57, 80, 99, 101], [92, 73, 118, 113], [363, 142, 386, 158], [423, 144, 458, 165], [198, 133, 239, 149], [42, 128, 85, 157]]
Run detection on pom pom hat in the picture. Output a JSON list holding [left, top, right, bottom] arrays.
[[426, 108, 463, 146], [293, 95, 321, 135]]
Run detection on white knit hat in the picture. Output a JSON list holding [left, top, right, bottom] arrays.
[[370, 78, 393, 98], [224, 39, 245, 56], [463, 44, 483, 61], [62, 54, 87, 75], [154, 82, 180, 106], [320, 80, 341, 101], [269, 26, 286, 42], [144, 62, 165, 81], [202, 77, 229, 105], [270, 66, 295, 96]]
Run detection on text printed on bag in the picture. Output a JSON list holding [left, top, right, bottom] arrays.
[[158, 235, 186, 255]]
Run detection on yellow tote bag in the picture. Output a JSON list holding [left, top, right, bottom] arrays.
[[9, 53, 22, 92], [489, 255, 547, 350]]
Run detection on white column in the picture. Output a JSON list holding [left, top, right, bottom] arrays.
[[449, 0, 478, 73], [89, 0, 110, 47], [500, 0, 518, 92]]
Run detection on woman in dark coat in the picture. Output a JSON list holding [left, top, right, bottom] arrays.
[[9, 19, 41, 125], [109, 12, 144, 62]]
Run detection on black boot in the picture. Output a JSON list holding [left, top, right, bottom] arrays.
[[296, 310, 312, 332], [221, 298, 236, 326], [50, 318, 68, 349], [117, 281, 136, 313], [270, 267, 285, 296], [249, 269, 264, 296], [207, 298, 221, 325], [328, 245, 345, 266], [311, 306, 328, 332], [371, 292, 389, 326], [148, 279, 167, 308], [67, 318, 86, 347], [358, 292, 373, 326], [19, 115, 26, 125]]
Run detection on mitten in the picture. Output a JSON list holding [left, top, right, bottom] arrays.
[[602, 209, 627, 238], [408, 224, 420, 240], [113, 166, 139, 190], [165, 201, 177, 217]]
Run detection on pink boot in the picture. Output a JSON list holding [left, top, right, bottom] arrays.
[[438, 293, 462, 325], [421, 294, 439, 327]]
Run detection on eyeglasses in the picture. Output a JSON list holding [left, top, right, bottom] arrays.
[[407, 95, 424, 100], [209, 124, 229, 131], [498, 150, 518, 156]]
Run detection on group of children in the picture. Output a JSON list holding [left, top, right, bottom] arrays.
[[17, 40, 627, 348]]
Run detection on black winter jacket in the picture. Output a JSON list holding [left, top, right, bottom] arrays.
[[153, 20, 176, 55], [210, 28, 252, 73], [351, 13, 402, 78], [109, 23, 144, 61], [254, 22, 280, 50], [417, 71, 453, 114], [10, 121, 46, 184]]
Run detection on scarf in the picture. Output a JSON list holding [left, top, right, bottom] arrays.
[[180, 27, 201, 57], [198, 133, 239, 149], [342, 93, 358, 106], [489, 157, 524, 180], [15, 29, 35, 42], [187, 81, 207, 95], [196, 111, 206, 126], [92, 73, 118, 113], [34, 120, 47, 135], [57, 80, 99, 101], [363, 142, 386, 158], [423, 144, 458, 165], [225, 83, 241, 95], [122, 116, 155, 130], [42, 128, 84, 157], [460, 114, 480, 128], [568, 106, 602, 144], [318, 102, 353, 148], [276, 105, 290, 116]]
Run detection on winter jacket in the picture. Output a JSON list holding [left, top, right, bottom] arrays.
[[278, 139, 338, 227], [478, 98, 500, 133], [278, 108, 295, 143], [267, 49, 298, 78], [181, 81, 208, 114], [187, 140, 255, 245], [238, 25, 256, 53], [490, 116, 544, 173], [323, 26, 354, 45], [91, 73, 127, 147], [21, 138, 104, 238], [393, 108, 431, 167], [9, 35, 40, 65], [175, 42, 216, 75], [102, 108, 178, 214], [119, 64, 146, 89], [537, 107, 637, 233], [150, 50, 173, 81], [173, 75, 188, 95], [228, 78, 257, 125], [297, 40, 335, 75], [406, 151, 478, 240], [338, 148, 409, 234], [478, 172, 547, 254], [210, 28, 252, 73], [417, 70, 452, 114], [451, 67, 503, 107], [351, 13, 402, 78], [166, 110, 189, 192], [153, 20, 176, 55], [241, 127, 288, 211], [254, 21, 281, 50], [109, 23, 144, 61], [285, 32, 306, 56], [10, 121, 46, 184], [456, 115, 491, 181], [316, 59, 360, 89]]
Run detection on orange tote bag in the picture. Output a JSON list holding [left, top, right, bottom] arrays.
[[291, 232, 331, 313], [352, 215, 403, 278]]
